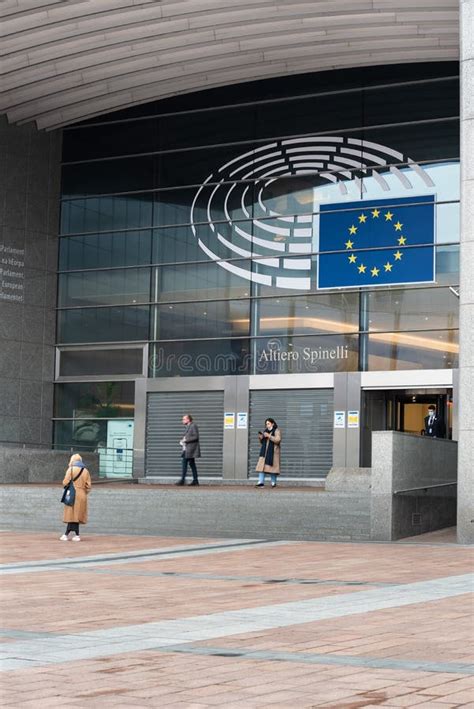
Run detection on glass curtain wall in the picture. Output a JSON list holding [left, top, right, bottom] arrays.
[[55, 63, 460, 444]]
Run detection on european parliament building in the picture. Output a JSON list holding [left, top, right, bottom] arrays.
[[1, 1, 472, 542]]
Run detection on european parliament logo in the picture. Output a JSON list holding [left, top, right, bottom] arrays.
[[318, 196, 435, 289]]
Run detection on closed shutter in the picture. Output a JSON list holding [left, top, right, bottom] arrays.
[[146, 391, 224, 477], [248, 389, 333, 478]]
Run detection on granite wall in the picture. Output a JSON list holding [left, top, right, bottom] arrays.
[[0, 116, 62, 447], [371, 431, 457, 541]]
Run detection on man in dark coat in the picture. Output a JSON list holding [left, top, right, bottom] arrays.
[[424, 405, 445, 438], [176, 414, 201, 486]]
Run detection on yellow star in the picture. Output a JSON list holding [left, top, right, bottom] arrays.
[[371, 266, 380, 277], [398, 236, 407, 245], [358, 264, 367, 274], [345, 239, 354, 249], [348, 225, 357, 235], [348, 254, 357, 263], [394, 221, 403, 231], [371, 209, 380, 218], [394, 250, 403, 260], [358, 214, 367, 223], [384, 262, 393, 272], [384, 211, 393, 221]]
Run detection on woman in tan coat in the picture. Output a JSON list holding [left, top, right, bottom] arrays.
[[60, 454, 92, 541], [255, 418, 281, 488]]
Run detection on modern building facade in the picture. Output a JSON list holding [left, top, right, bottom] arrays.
[[1, 1, 472, 542]]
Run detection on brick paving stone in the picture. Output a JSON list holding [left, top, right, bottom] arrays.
[[1, 532, 473, 707]]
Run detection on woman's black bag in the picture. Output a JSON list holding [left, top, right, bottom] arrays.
[[61, 469, 83, 506]]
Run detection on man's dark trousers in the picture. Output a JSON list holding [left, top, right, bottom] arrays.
[[181, 454, 198, 483]]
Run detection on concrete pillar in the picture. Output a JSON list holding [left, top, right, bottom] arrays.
[[457, 0, 474, 543]]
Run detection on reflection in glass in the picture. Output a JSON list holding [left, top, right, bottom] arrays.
[[55, 381, 135, 419], [367, 288, 459, 333], [61, 156, 154, 197], [59, 348, 143, 376], [59, 230, 152, 271], [61, 194, 153, 234], [149, 339, 251, 377], [256, 293, 359, 336], [58, 306, 149, 343], [54, 419, 108, 452], [368, 329, 458, 371], [152, 300, 250, 340], [58, 268, 151, 307], [153, 261, 253, 302]]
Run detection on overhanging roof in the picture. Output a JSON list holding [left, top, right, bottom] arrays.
[[0, 0, 460, 130]]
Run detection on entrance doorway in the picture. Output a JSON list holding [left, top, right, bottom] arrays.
[[361, 388, 452, 466]]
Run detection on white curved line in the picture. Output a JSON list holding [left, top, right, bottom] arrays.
[[217, 231, 254, 258], [218, 143, 278, 173], [253, 219, 290, 237], [229, 151, 282, 177], [331, 155, 367, 169], [408, 159, 435, 187], [257, 186, 267, 213], [286, 147, 337, 154], [348, 138, 404, 161], [241, 159, 285, 179], [190, 172, 213, 225], [240, 184, 251, 218], [390, 165, 413, 189], [254, 257, 280, 268], [223, 182, 236, 222], [282, 137, 343, 145], [257, 166, 292, 178], [289, 243, 312, 253], [292, 162, 326, 169], [320, 172, 338, 183], [343, 146, 387, 166], [371, 170, 390, 191], [283, 258, 312, 270], [207, 179, 224, 224], [197, 239, 271, 286], [276, 276, 311, 289], [234, 223, 285, 252]]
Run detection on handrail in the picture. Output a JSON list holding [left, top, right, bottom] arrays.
[[394, 482, 457, 495]]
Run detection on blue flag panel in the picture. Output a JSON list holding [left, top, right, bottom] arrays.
[[318, 196, 435, 289]]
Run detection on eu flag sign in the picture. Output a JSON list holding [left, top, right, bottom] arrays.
[[318, 196, 435, 289]]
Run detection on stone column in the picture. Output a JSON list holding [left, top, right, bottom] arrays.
[[0, 117, 62, 448], [457, 0, 474, 544]]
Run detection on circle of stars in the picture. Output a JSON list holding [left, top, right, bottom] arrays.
[[344, 208, 407, 278]]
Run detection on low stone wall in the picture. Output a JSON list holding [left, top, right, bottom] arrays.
[[325, 467, 371, 493], [0, 486, 371, 542], [0, 447, 99, 484], [371, 432, 457, 541]]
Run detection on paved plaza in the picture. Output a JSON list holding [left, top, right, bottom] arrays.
[[0, 529, 473, 707]]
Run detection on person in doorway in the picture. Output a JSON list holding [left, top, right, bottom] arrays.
[[60, 454, 92, 541], [255, 418, 281, 488], [176, 414, 201, 486], [424, 404, 445, 438]]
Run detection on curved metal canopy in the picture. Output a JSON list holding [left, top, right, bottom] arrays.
[[0, 0, 459, 130]]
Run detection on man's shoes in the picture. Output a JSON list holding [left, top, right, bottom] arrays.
[[71, 535, 81, 542], [175, 480, 185, 485], [188, 480, 199, 486], [255, 483, 264, 487], [271, 482, 277, 488], [59, 534, 69, 541]]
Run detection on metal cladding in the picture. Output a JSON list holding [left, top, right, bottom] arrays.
[[0, 0, 459, 130]]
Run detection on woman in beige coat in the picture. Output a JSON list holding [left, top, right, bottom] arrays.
[[255, 418, 281, 488], [60, 454, 92, 541]]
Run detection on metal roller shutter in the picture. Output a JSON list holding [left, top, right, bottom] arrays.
[[146, 391, 224, 477], [248, 389, 333, 479]]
